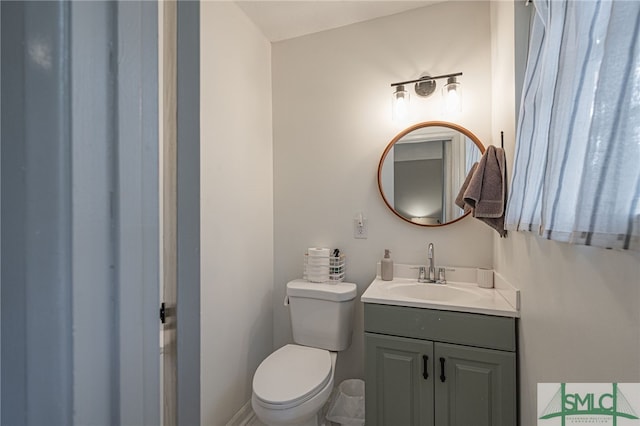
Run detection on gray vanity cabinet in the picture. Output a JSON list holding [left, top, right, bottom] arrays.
[[434, 342, 516, 426], [364, 303, 517, 426], [365, 333, 435, 426]]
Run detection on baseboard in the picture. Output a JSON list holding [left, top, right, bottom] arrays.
[[225, 400, 257, 426]]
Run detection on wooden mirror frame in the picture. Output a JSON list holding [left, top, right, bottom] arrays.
[[377, 121, 485, 227]]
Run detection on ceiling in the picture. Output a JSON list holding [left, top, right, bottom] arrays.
[[235, 1, 441, 42]]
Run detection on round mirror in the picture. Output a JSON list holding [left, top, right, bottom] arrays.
[[378, 121, 485, 227]]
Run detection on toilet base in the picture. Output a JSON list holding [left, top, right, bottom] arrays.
[[287, 412, 316, 426], [252, 351, 337, 426], [259, 413, 321, 426], [301, 413, 318, 426], [252, 392, 328, 426]]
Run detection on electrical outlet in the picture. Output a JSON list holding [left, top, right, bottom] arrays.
[[354, 216, 368, 239]]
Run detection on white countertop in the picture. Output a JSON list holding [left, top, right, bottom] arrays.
[[361, 264, 520, 318]]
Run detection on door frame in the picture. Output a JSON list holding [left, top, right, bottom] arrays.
[[115, 2, 161, 424], [175, 2, 201, 425]]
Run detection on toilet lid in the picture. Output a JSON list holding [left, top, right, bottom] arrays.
[[253, 344, 332, 407]]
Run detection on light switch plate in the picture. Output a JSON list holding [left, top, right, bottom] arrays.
[[354, 217, 368, 239]]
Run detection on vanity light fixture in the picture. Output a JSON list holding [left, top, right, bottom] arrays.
[[390, 72, 463, 120], [392, 85, 410, 122], [443, 75, 462, 113]]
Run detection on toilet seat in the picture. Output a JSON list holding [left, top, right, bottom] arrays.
[[253, 344, 332, 410]]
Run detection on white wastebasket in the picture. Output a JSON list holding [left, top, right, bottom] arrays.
[[326, 379, 365, 426]]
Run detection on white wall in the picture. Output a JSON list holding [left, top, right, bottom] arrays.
[[200, 3, 274, 424], [490, 0, 517, 180], [272, 1, 496, 384], [490, 2, 640, 425], [497, 235, 640, 425]]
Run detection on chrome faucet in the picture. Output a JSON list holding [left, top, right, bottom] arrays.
[[426, 243, 436, 283], [425, 243, 447, 284]]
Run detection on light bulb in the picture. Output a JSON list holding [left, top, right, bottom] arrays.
[[392, 85, 410, 122], [442, 77, 462, 113]]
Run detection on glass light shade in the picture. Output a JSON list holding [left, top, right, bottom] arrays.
[[392, 85, 410, 122], [442, 77, 462, 113]]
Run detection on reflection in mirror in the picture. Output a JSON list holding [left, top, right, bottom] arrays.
[[378, 121, 484, 226]]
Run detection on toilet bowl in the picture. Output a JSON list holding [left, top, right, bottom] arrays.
[[252, 345, 337, 426], [251, 280, 356, 426]]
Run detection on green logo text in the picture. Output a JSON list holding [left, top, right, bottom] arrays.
[[539, 383, 639, 425]]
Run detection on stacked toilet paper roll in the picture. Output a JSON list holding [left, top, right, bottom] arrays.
[[476, 268, 494, 288], [308, 248, 330, 257], [306, 248, 330, 282]]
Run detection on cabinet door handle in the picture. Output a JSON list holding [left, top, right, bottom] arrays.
[[422, 355, 429, 380], [439, 357, 446, 382]]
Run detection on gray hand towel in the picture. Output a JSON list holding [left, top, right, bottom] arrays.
[[462, 145, 507, 237], [455, 162, 478, 213]]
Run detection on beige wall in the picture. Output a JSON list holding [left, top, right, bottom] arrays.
[[272, 1, 496, 384], [490, 2, 640, 425], [496, 234, 640, 425], [200, 3, 274, 424], [199, 2, 639, 424]]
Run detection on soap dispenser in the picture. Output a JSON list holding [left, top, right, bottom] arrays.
[[381, 249, 393, 281]]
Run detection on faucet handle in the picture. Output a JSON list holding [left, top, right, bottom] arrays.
[[418, 266, 427, 281], [411, 266, 427, 282], [436, 267, 447, 284]]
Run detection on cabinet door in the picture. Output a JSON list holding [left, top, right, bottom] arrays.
[[365, 332, 434, 426], [434, 342, 516, 426]]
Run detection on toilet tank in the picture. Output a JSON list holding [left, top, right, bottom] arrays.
[[286, 280, 357, 351]]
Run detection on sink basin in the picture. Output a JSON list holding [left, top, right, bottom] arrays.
[[361, 272, 518, 317], [387, 282, 480, 303]]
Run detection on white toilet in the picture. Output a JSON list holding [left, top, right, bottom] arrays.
[[252, 279, 357, 426]]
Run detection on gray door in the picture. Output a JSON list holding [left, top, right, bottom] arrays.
[[1, 2, 202, 425], [434, 342, 516, 426], [1, 1, 161, 425], [365, 333, 435, 426]]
